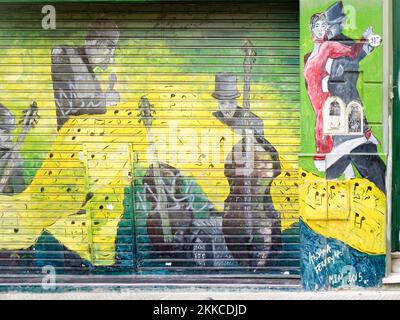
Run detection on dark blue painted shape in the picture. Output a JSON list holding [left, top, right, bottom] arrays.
[[300, 218, 385, 290]]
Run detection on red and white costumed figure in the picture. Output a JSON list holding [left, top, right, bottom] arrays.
[[304, 13, 365, 167]]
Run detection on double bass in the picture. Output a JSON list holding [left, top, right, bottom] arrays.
[[221, 41, 282, 270]]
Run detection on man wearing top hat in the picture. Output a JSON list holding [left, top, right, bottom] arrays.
[[320, 0, 386, 193], [0, 104, 26, 194], [324, 0, 377, 101], [212, 73, 268, 140], [211, 72, 282, 268], [51, 19, 120, 130]]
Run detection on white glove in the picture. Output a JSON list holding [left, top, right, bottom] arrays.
[[362, 26, 374, 39], [363, 26, 382, 48]]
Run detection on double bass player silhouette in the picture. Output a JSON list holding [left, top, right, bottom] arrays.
[[212, 41, 282, 270]]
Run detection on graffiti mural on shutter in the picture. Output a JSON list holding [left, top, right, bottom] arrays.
[[300, 0, 386, 290], [0, 2, 300, 282]]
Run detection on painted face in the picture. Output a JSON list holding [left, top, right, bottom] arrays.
[[218, 99, 237, 117], [85, 39, 118, 70], [312, 20, 327, 40], [327, 21, 344, 40]]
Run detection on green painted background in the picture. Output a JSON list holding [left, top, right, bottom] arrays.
[[300, 0, 384, 175]]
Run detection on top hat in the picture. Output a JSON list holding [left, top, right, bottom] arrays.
[[212, 73, 241, 100], [324, 1, 346, 25], [0, 104, 16, 131]]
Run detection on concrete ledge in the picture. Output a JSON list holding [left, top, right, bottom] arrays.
[[1, 289, 400, 300], [391, 252, 400, 273], [383, 273, 400, 285]]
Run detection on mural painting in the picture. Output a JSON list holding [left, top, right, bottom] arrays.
[[0, 102, 38, 194], [0, 1, 387, 290], [51, 19, 121, 130], [300, 0, 386, 289], [0, 3, 300, 277]]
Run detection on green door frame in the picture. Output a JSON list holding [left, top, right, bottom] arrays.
[[392, 0, 400, 251]]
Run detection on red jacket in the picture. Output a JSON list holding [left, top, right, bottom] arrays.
[[304, 38, 364, 158]]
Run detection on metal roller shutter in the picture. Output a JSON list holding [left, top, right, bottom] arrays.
[[0, 1, 300, 286]]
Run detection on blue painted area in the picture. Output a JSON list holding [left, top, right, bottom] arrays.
[[1, 177, 300, 278], [114, 186, 136, 269], [1, 218, 300, 278], [300, 218, 385, 291], [33, 231, 92, 274]]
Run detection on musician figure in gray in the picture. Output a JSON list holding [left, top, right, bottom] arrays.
[[0, 104, 25, 194], [211, 73, 282, 269], [51, 19, 120, 130]]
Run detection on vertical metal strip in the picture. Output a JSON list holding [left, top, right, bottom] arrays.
[[384, 0, 395, 275]]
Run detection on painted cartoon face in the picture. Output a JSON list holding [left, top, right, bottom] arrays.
[[85, 39, 118, 70], [218, 99, 237, 117], [312, 20, 328, 40], [327, 21, 345, 40]]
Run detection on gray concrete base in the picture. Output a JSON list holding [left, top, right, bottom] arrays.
[[1, 288, 400, 300], [382, 273, 400, 289]]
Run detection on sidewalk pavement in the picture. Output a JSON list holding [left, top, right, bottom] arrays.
[[1, 287, 400, 300]]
